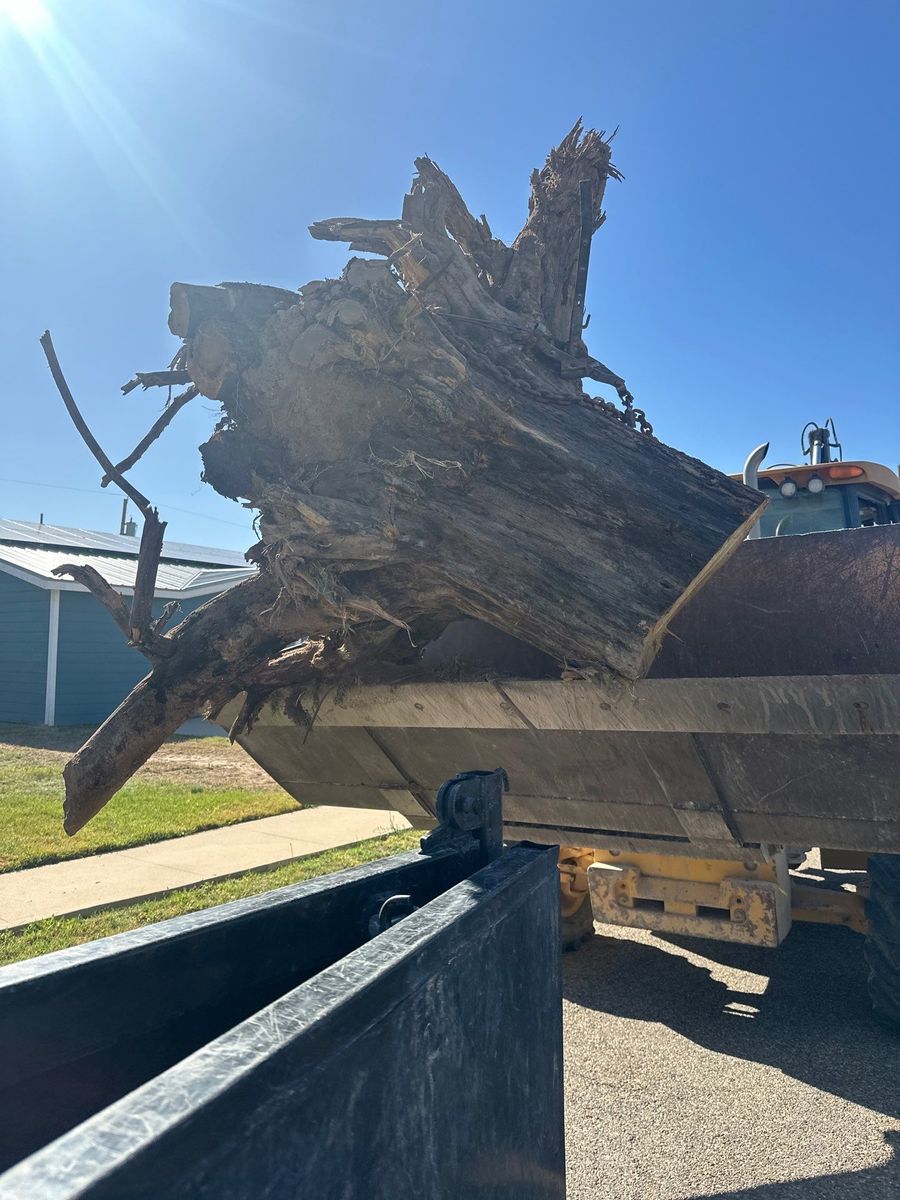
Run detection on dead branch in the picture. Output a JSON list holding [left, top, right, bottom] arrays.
[[130, 514, 166, 642], [149, 600, 181, 637], [50, 564, 133, 644], [101, 386, 198, 486], [49, 563, 174, 660], [40, 331, 167, 648], [120, 369, 193, 396], [60, 572, 343, 833], [40, 331, 156, 520]]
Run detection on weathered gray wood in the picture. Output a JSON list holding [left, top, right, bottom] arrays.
[[172, 262, 760, 679], [55, 123, 765, 835], [169, 120, 761, 684], [61, 575, 339, 833], [128, 511, 166, 644]]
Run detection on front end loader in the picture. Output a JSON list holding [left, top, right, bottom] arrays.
[[225, 420, 900, 1027]]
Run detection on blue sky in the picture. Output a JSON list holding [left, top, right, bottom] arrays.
[[1, 0, 897, 552]]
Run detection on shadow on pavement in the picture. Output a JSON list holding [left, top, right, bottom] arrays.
[[563, 918, 900, 1119], [694, 1131, 899, 1198]]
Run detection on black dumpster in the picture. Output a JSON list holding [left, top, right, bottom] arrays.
[[0, 771, 564, 1199]]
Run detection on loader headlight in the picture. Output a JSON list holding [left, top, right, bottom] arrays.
[[807, 474, 825, 495], [780, 478, 798, 498]]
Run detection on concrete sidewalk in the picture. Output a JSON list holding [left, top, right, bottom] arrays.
[[0, 807, 412, 930]]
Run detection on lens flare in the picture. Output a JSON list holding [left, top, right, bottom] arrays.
[[1, 0, 53, 36]]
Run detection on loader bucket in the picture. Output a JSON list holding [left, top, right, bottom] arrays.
[[227, 525, 900, 857]]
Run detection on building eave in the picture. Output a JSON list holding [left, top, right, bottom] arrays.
[[0, 560, 251, 600]]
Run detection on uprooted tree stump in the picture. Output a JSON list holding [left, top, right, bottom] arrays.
[[53, 121, 764, 833]]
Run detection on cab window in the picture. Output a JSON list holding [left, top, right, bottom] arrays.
[[757, 485, 849, 536]]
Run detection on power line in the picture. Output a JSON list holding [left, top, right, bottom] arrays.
[[0, 476, 255, 529], [159, 503, 255, 530], [0, 476, 114, 497]]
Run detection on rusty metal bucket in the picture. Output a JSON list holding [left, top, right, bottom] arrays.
[[229, 526, 900, 857]]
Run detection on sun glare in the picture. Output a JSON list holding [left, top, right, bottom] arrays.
[[1, 0, 52, 36]]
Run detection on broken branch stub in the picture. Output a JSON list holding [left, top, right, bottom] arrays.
[[56, 122, 766, 833]]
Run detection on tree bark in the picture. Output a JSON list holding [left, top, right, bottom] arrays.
[[56, 121, 765, 832], [62, 573, 331, 832]]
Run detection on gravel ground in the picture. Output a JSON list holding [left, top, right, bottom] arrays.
[[563, 914, 900, 1198]]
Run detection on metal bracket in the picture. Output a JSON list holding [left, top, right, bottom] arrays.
[[362, 769, 507, 940], [367, 894, 418, 938], [587, 854, 793, 948], [420, 768, 508, 865]]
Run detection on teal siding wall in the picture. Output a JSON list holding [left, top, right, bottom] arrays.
[[54, 592, 214, 727], [0, 572, 49, 724]]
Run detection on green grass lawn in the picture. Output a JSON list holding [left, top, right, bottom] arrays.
[[0, 830, 420, 966], [0, 729, 297, 872]]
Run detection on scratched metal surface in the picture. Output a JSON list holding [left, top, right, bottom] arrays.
[[0, 846, 564, 1200], [651, 524, 900, 679]]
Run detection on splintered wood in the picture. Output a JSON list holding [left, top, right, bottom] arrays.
[[48, 121, 764, 833]]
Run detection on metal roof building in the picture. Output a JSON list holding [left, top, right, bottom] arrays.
[[0, 520, 255, 727]]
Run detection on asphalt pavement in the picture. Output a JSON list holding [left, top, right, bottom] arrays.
[[563, 915, 900, 1198]]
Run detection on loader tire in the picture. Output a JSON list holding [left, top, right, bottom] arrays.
[[865, 854, 900, 1031], [561, 895, 595, 953]]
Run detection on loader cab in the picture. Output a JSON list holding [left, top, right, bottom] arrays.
[[753, 462, 900, 537], [735, 420, 900, 538]]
